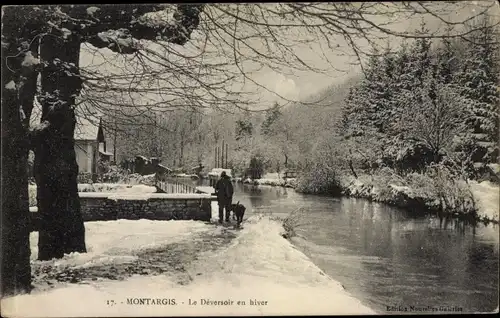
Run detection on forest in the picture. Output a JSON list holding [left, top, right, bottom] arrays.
[[108, 15, 499, 199]]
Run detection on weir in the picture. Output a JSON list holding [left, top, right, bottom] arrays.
[[29, 178, 217, 232]]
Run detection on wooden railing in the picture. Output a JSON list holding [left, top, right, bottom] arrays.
[[283, 170, 298, 179], [155, 174, 199, 194]]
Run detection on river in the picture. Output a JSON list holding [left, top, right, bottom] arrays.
[[210, 181, 499, 314]]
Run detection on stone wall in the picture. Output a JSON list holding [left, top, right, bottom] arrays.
[[30, 193, 213, 231]]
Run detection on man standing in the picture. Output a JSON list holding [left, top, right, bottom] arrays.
[[214, 171, 233, 223]]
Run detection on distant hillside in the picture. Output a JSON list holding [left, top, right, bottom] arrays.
[[285, 74, 361, 139]]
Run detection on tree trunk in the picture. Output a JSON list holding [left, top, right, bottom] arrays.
[[349, 160, 358, 179], [113, 120, 117, 164], [35, 35, 86, 260], [1, 43, 33, 296], [433, 149, 440, 165], [179, 135, 184, 167]]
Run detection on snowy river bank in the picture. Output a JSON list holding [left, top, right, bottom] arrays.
[[8, 178, 497, 316], [235, 173, 499, 224], [2, 202, 375, 316]]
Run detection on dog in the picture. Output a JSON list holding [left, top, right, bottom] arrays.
[[230, 201, 246, 227]]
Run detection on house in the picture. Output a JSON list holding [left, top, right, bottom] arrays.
[[74, 117, 113, 176], [30, 101, 113, 178], [121, 156, 172, 176]]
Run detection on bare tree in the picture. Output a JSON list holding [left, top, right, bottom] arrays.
[[79, 2, 499, 131], [399, 79, 469, 162], [1, 4, 204, 295], [76, 3, 499, 169]]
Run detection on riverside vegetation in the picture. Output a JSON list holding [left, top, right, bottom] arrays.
[[292, 18, 499, 225], [234, 17, 499, 225], [99, 16, 498, 225], [91, 15, 499, 226], [28, 14, 499, 233]]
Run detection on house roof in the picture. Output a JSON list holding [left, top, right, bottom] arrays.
[[98, 143, 113, 156], [208, 168, 232, 177], [158, 164, 173, 172], [75, 116, 100, 141], [99, 150, 113, 157]]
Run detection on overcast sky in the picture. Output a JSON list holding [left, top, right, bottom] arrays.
[[79, 1, 500, 111], [246, 1, 500, 104]]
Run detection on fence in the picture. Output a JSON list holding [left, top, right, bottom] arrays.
[[283, 170, 298, 179], [155, 174, 199, 194]]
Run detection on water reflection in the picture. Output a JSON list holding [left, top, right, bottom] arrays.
[[219, 181, 499, 314]]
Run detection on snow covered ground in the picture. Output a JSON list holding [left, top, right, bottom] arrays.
[[341, 174, 499, 222], [78, 183, 157, 193], [196, 186, 215, 194], [29, 183, 158, 207], [28, 219, 211, 266], [3, 202, 375, 316], [78, 192, 213, 201], [236, 173, 297, 188], [208, 168, 232, 178], [173, 173, 199, 178], [469, 180, 500, 222]]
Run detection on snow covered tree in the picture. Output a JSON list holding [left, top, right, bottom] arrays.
[[235, 118, 254, 141], [408, 21, 434, 90], [342, 19, 476, 173], [261, 102, 282, 136], [2, 6, 48, 297], [34, 5, 203, 263], [434, 26, 460, 85], [263, 109, 300, 169], [402, 75, 468, 163], [1, 4, 204, 295], [343, 49, 383, 133], [456, 14, 499, 165], [342, 45, 400, 168]]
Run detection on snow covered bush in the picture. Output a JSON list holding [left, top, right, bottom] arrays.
[[338, 164, 478, 218], [469, 180, 500, 222], [100, 165, 131, 183], [402, 172, 437, 201], [423, 164, 477, 215], [247, 156, 264, 180], [103, 172, 156, 185], [295, 161, 342, 195], [77, 172, 94, 183], [284, 178, 297, 188], [270, 207, 307, 239]]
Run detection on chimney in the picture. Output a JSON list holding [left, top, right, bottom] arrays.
[[97, 118, 106, 152]]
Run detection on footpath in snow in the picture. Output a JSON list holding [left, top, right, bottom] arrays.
[[2, 203, 375, 316]]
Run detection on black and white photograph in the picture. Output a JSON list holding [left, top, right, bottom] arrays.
[[1, 2, 499, 316]]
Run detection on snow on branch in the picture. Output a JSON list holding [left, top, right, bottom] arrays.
[[4, 81, 16, 90], [92, 29, 139, 54], [83, 4, 204, 54]]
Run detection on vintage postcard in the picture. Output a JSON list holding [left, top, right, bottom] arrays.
[[1, 2, 499, 316]]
